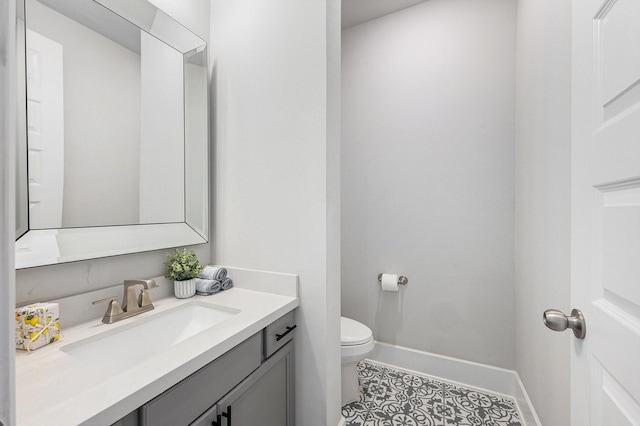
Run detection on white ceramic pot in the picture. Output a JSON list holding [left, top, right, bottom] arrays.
[[174, 279, 196, 299]]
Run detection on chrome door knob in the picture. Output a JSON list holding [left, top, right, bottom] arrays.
[[543, 308, 586, 339]]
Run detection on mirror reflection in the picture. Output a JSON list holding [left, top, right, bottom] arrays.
[[26, 0, 184, 229], [15, 0, 209, 269]]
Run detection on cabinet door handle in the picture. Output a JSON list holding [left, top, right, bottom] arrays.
[[211, 414, 221, 426], [221, 406, 231, 426], [276, 324, 297, 341]]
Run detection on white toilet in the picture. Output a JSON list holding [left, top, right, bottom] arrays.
[[341, 316, 375, 404]]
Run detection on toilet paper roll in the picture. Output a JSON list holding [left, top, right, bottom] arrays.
[[381, 273, 399, 292]]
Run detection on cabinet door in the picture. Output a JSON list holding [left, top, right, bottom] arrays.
[[218, 342, 294, 426]]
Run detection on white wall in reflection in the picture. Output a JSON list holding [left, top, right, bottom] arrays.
[[26, 0, 184, 229]]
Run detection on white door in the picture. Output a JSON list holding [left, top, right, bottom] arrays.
[[25, 29, 64, 229], [572, 0, 640, 424]]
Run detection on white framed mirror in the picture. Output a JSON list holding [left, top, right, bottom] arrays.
[[15, 0, 209, 269]]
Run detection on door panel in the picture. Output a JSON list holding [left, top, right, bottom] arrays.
[[596, 363, 640, 425], [25, 29, 64, 229], [596, 0, 640, 123], [573, 0, 640, 424]]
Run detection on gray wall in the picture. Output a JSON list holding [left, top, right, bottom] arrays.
[[341, 0, 517, 369], [514, 0, 571, 424], [209, 0, 342, 424]]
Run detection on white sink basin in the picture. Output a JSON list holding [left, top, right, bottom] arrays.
[[61, 301, 240, 373]]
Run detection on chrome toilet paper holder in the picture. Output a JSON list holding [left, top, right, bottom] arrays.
[[377, 273, 408, 286]]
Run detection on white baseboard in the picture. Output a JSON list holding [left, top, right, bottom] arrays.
[[370, 342, 541, 426]]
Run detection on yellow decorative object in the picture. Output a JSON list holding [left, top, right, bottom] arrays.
[[15, 303, 62, 352]]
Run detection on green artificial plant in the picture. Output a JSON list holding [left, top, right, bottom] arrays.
[[164, 248, 204, 281]]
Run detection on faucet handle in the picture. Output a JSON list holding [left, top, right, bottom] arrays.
[[92, 297, 124, 324], [138, 289, 155, 308], [129, 279, 159, 309], [123, 279, 158, 311]]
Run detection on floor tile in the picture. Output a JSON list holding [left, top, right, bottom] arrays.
[[343, 361, 524, 426], [365, 402, 441, 426], [358, 359, 386, 380], [443, 383, 523, 426], [378, 366, 444, 405], [341, 405, 372, 426]]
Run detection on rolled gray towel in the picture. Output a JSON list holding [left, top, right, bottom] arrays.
[[220, 277, 234, 291], [195, 278, 221, 295], [198, 265, 227, 281]]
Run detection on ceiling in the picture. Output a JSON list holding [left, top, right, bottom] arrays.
[[341, 0, 429, 29]]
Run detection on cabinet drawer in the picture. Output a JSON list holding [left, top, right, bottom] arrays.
[[263, 311, 296, 359], [140, 332, 261, 426]]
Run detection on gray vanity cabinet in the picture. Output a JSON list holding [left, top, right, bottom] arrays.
[[111, 311, 295, 426], [212, 341, 293, 426]]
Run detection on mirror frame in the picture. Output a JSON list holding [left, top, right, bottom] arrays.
[[15, 0, 209, 269]]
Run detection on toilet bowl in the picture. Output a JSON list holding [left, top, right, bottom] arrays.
[[341, 316, 374, 405]]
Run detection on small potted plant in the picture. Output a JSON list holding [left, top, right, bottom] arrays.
[[165, 248, 204, 299]]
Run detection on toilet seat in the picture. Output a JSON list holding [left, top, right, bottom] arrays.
[[341, 317, 373, 346]]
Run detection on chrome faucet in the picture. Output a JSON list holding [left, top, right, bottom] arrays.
[[93, 279, 159, 324]]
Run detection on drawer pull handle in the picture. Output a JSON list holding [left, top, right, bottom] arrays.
[[211, 413, 221, 426], [275, 325, 297, 341], [221, 406, 231, 426]]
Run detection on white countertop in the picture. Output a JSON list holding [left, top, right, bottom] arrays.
[[16, 287, 299, 425]]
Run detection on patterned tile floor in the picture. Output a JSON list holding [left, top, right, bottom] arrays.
[[342, 360, 523, 426]]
